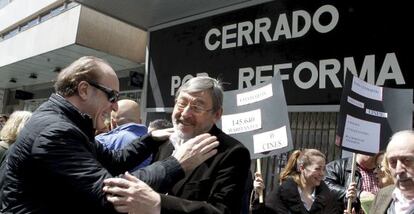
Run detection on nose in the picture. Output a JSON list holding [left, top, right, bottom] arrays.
[[395, 159, 406, 174], [181, 105, 193, 117]]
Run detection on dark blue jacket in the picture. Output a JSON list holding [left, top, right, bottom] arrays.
[[95, 123, 152, 169]]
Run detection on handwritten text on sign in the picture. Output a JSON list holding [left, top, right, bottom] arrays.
[[222, 109, 262, 134], [253, 126, 288, 154]]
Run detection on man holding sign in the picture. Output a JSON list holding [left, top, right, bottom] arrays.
[[104, 76, 251, 214]]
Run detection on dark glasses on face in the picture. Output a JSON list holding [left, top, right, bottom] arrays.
[[86, 81, 119, 103]]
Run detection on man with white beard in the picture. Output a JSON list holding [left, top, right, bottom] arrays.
[[104, 76, 251, 214]]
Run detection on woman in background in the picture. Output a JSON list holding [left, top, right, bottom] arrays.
[[252, 149, 340, 214], [0, 110, 32, 164], [374, 152, 394, 188]]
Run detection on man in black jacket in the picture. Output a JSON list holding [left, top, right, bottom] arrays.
[[0, 56, 218, 214], [103, 76, 251, 214], [324, 154, 379, 212]]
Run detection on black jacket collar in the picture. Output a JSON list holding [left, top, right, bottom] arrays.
[[280, 177, 330, 213], [49, 94, 95, 141]]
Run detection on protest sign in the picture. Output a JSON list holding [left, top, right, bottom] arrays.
[[217, 72, 293, 159], [336, 72, 412, 154]]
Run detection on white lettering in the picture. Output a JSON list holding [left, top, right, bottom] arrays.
[[170, 73, 209, 96], [237, 53, 405, 90], [205, 4, 339, 50], [293, 61, 318, 89], [376, 52, 405, 85], [254, 18, 272, 44], [319, 59, 341, 89], [222, 24, 237, 49], [272, 14, 292, 40], [238, 21, 254, 47], [204, 28, 221, 51], [313, 5, 339, 33], [292, 10, 311, 38]]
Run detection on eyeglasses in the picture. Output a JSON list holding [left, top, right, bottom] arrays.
[[175, 100, 212, 114], [86, 81, 119, 103]]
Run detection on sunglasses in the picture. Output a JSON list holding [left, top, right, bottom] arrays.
[[86, 81, 119, 103]]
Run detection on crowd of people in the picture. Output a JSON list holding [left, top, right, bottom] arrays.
[[0, 56, 413, 214]]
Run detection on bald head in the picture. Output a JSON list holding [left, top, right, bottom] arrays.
[[111, 99, 141, 127], [387, 130, 414, 153], [386, 130, 414, 198]]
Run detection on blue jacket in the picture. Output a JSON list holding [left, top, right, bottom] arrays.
[[96, 123, 151, 169]]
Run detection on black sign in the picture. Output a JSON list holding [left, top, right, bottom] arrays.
[[336, 72, 412, 155], [147, 0, 411, 108]]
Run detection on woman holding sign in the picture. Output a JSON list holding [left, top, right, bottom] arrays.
[[252, 149, 340, 214]]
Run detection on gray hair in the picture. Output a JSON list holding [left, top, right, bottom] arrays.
[[175, 76, 223, 112]]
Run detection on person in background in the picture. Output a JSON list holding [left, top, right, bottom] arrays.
[[0, 114, 8, 131], [96, 99, 150, 169], [369, 130, 414, 214], [95, 116, 111, 135], [252, 149, 340, 214], [324, 153, 379, 213], [0, 111, 32, 165], [0, 56, 219, 214], [148, 119, 173, 132], [103, 76, 251, 214], [374, 152, 394, 189]]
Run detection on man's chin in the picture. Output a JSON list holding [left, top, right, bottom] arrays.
[[173, 128, 191, 140]]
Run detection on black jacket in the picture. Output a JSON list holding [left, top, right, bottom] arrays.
[[153, 125, 251, 214], [324, 157, 362, 211], [253, 177, 341, 214], [0, 94, 184, 214]]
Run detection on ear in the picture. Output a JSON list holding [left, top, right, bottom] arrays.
[[111, 117, 117, 128], [213, 107, 223, 122], [77, 81, 90, 101]]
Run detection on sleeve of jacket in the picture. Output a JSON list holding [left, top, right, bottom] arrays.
[[160, 146, 251, 214], [263, 184, 290, 214], [95, 133, 185, 191], [32, 123, 183, 213], [324, 160, 347, 200]]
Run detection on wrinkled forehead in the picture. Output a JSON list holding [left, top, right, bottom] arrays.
[[387, 140, 414, 158], [176, 90, 213, 103]]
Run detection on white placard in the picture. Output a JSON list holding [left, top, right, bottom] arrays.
[[237, 84, 273, 106], [253, 126, 288, 154], [366, 108, 388, 118], [347, 96, 364, 109], [351, 77, 383, 101], [221, 109, 262, 134], [342, 114, 380, 153]]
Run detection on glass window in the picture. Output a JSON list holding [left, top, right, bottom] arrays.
[[3, 27, 19, 40], [0, 0, 11, 10], [50, 5, 64, 16], [40, 11, 52, 22]]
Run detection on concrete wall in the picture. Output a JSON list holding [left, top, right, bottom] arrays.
[[0, 5, 80, 67], [0, 0, 65, 32], [76, 6, 147, 63]]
